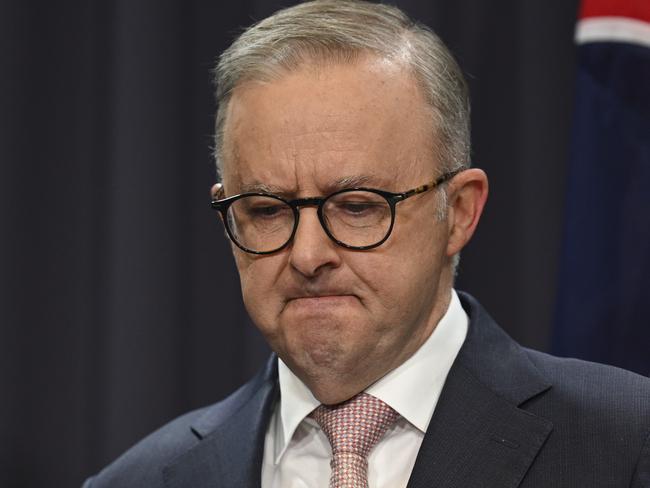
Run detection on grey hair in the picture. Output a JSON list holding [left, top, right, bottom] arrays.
[[212, 0, 469, 272], [212, 0, 471, 181]]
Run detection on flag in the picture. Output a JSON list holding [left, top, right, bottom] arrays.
[[552, 0, 650, 376]]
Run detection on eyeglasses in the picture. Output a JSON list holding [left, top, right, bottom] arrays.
[[211, 170, 461, 255]]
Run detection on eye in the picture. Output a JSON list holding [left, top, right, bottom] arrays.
[[249, 204, 289, 218], [340, 201, 384, 215], [252, 205, 279, 215]]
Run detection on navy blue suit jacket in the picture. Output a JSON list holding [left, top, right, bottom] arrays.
[[83, 292, 650, 487]]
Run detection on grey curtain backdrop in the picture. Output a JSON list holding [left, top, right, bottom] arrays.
[[0, 1, 579, 486]]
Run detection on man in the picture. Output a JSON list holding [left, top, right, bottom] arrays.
[[84, 1, 650, 487]]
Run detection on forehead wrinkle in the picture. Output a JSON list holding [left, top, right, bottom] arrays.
[[235, 173, 394, 199], [238, 181, 291, 197], [287, 127, 358, 145], [332, 174, 387, 189]]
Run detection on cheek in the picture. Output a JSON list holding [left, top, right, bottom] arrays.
[[349, 253, 413, 320], [235, 254, 286, 328], [379, 262, 433, 311], [358, 231, 443, 314]]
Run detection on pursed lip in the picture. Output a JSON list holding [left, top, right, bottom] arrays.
[[284, 291, 358, 308], [290, 294, 353, 301], [288, 294, 355, 301], [286, 288, 356, 299]]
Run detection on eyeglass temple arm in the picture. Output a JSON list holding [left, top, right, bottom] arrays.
[[398, 169, 462, 200], [210, 169, 463, 204]]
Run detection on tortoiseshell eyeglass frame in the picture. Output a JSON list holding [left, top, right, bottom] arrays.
[[211, 169, 463, 255]]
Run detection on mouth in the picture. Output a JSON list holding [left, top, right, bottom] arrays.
[[289, 292, 355, 300], [291, 294, 353, 301], [285, 294, 358, 310]]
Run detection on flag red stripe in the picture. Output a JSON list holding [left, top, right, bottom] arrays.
[[579, 0, 650, 23]]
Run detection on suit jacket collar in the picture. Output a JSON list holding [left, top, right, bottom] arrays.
[[162, 357, 279, 488], [163, 291, 553, 488], [406, 291, 553, 488]]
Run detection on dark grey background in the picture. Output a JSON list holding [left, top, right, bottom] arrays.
[[0, 1, 578, 486]]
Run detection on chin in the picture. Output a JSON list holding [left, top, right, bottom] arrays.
[[302, 359, 371, 406], [280, 332, 350, 376], [280, 307, 354, 342], [314, 387, 360, 406]]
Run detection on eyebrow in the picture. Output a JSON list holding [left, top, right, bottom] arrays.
[[237, 174, 389, 197], [333, 174, 379, 189], [239, 182, 287, 194]]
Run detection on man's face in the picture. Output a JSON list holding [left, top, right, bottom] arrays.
[[220, 56, 456, 404]]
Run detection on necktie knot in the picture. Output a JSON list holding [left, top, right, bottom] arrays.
[[310, 392, 399, 487]]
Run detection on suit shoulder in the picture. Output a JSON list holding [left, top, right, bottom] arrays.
[[83, 406, 208, 487], [524, 348, 650, 423], [519, 350, 650, 480], [84, 360, 276, 487], [84, 385, 252, 487]]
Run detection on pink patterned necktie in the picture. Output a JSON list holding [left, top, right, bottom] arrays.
[[310, 392, 399, 488]]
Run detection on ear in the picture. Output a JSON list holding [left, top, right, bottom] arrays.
[[210, 182, 224, 200], [445, 168, 488, 257], [210, 183, 227, 227]]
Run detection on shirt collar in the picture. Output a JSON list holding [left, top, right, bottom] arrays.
[[274, 355, 321, 463], [273, 289, 468, 463], [365, 289, 467, 432]]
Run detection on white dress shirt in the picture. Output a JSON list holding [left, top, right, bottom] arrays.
[[261, 290, 468, 488]]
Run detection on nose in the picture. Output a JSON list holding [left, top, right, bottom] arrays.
[[288, 207, 342, 277]]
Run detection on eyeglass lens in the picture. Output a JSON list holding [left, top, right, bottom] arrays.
[[226, 191, 392, 253]]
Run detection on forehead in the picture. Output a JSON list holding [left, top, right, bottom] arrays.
[[221, 56, 437, 192]]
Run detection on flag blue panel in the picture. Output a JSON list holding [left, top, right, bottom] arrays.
[[553, 41, 650, 376]]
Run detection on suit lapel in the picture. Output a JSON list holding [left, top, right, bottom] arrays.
[[162, 358, 279, 488], [407, 364, 552, 488], [161, 293, 552, 488], [407, 292, 553, 488]]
